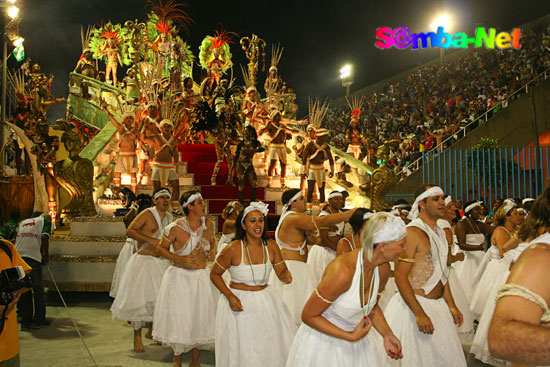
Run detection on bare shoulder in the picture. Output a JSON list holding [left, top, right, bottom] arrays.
[[378, 262, 391, 281], [406, 226, 428, 242], [322, 250, 357, 289]]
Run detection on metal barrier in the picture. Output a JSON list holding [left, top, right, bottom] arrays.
[[422, 146, 549, 208]]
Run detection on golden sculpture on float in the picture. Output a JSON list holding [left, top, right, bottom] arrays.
[[49, 119, 96, 218], [360, 141, 399, 211], [240, 33, 266, 87]]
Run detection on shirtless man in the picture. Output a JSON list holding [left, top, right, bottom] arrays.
[[153, 190, 217, 367], [110, 188, 173, 353], [137, 103, 160, 184], [488, 186, 550, 366], [384, 185, 466, 366], [268, 188, 356, 328], [302, 128, 335, 209], [146, 119, 181, 214], [259, 110, 288, 187], [101, 99, 138, 193], [241, 86, 261, 129]]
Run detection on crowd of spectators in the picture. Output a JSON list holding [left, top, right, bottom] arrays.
[[323, 26, 550, 180]]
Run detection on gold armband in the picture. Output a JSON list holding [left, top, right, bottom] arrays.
[[398, 257, 415, 263], [311, 216, 320, 235], [273, 260, 285, 266], [314, 287, 334, 304]]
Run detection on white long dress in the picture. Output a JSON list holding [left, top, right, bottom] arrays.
[[453, 233, 486, 302], [110, 208, 172, 329], [152, 218, 218, 355], [286, 249, 385, 366], [470, 234, 550, 366], [109, 237, 137, 298], [215, 240, 294, 367], [470, 245, 504, 318]]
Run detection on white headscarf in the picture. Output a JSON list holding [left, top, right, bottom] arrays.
[[407, 186, 445, 220], [374, 214, 407, 244], [281, 191, 302, 217], [181, 192, 202, 208], [241, 201, 270, 226]]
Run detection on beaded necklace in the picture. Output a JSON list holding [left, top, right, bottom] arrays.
[[243, 239, 268, 285], [359, 251, 376, 320]]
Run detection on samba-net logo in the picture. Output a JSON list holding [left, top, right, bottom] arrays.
[[375, 26, 522, 50]]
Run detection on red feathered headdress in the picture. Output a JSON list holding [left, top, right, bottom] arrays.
[[210, 29, 236, 49], [148, 0, 193, 35]]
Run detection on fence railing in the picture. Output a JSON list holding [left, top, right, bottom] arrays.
[[403, 67, 550, 176], [422, 146, 549, 208]]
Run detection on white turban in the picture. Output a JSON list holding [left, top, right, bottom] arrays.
[[407, 186, 445, 220]]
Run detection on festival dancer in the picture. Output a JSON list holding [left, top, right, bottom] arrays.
[[307, 191, 345, 284], [336, 208, 373, 255], [111, 188, 173, 353], [241, 86, 261, 129], [153, 190, 217, 367], [488, 184, 550, 366], [453, 201, 495, 301], [233, 125, 264, 204], [100, 36, 123, 86], [259, 110, 289, 188], [294, 125, 316, 191], [211, 201, 295, 367], [100, 99, 138, 193], [264, 43, 284, 96], [146, 119, 181, 214], [302, 128, 334, 209], [268, 188, 356, 329], [384, 185, 466, 366], [286, 212, 404, 366], [138, 103, 160, 184]]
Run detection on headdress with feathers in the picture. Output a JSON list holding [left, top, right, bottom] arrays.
[[346, 94, 365, 119], [240, 65, 254, 89], [147, 0, 193, 35], [80, 25, 93, 55], [308, 98, 330, 130], [269, 43, 283, 72], [7, 69, 32, 103]]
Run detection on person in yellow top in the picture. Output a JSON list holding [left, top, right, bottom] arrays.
[[0, 239, 32, 367]]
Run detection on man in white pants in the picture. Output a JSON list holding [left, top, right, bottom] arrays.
[[384, 185, 466, 366]]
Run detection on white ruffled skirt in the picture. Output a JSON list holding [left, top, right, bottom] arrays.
[[268, 260, 315, 330], [216, 286, 294, 367], [449, 266, 474, 343], [306, 246, 336, 285], [110, 253, 169, 328], [152, 266, 217, 355], [109, 238, 136, 298], [470, 269, 510, 366], [384, 293, 467, 367], [470, 258, 509, 319], [285, 322, 386, 366], [453, 250, 485, 302]]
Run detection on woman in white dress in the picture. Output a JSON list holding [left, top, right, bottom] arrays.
[[211, 201, 295, 367], [454, 201, 495, 301], [470, 202, 522, 318], [286, 212, 405, 367]]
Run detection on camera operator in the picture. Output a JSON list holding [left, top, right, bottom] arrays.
[[13, 212, 51, 331], [0, 238, 31, 367]]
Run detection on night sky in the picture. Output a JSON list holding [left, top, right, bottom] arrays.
[[13, 0, 550, 122]]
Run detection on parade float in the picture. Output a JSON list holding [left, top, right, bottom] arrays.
[[0, 1, 394, 291]]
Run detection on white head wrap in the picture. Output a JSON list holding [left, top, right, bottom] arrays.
[[522, 198, 534, 205], [269, 65, 277, 72], [502, 201, 516, 215], [465, 201, 483, 215], [153, 188, 172, 201], [159, 119, 174, 128], [373, 214, 407, 244], [246, 86, 257, 94], [121, 111, 136, 121], [306, 125, 316, 132], [282, 191, 302, 217], [241, 201, 270, 226], [407, 186, 445, 220], [328, 192, 343, 200], [444, 196, 452, 205], [181, 192, 202, 208]]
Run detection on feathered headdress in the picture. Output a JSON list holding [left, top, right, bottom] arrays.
[[240, 65, 254, 89], [160, 93, 181, 123], [138, 61, 160, 108], [147, 0, 193, 35], [7, 69, 32, 103], [269, 43, 283, 72], [80, 25, 93, 54], [210, 28, 235, 49], [308, 98, 330, 130], [346, 94, 365, 119]]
